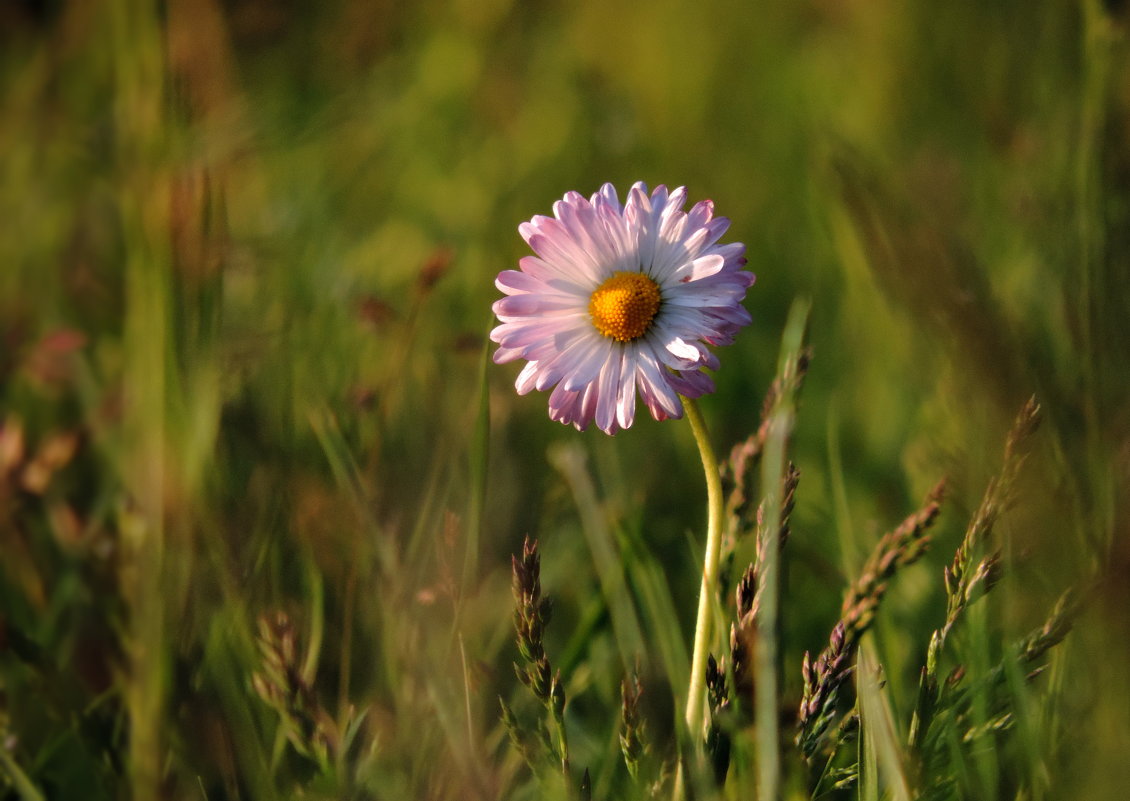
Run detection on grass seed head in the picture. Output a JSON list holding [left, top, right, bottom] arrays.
[[620, 673, 647, 781]]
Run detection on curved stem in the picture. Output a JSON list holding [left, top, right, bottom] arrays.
[[676, 396, 726, 795]]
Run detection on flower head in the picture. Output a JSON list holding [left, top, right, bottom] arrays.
[[491, 182, 754, 434]]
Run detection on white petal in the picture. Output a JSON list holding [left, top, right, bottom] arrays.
[[594, 351, 622, 434], [593, 182, 622, 212], [515, 360, 540, 394], [615, 349, 638, 430], [635, 345, 682, 419], [665, 254, 725, 285], [664, 335, 701, 363], [522, 217, 603, 283], [562, 336, 613, 391], [495, 293, 584, 317]]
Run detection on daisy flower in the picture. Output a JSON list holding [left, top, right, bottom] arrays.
[[491, 182, 755, 434]]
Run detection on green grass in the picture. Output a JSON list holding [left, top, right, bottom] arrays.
[[1, 0, 1128, 798]]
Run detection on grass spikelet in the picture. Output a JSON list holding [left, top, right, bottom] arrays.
[[729, 563, 758, 696], [620, 672, 647, 782], [511, 536, 553, 701], [912, 588, 1080, 798], [720, 352, 811, 562], [251, 610, 337, 768], [722, 347, 812, 485], [704, 654, 732, 786], [507, 536, 585, 795], [797, 480, 945, 765], [500, 697, 539, 772], [797, 621, 854, 761], [945, 397, 1042, 612], [724, 462, 799, 715], [840, 479, 946, 641], [1019, 589, 1079, 668], [757, 461, 800, 565], [910, 399, 1045, 755]]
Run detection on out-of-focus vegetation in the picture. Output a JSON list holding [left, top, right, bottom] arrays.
[[1, 0, 1128, 798]]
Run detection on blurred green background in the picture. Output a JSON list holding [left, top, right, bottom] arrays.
[[1, 0, 1128, 798]]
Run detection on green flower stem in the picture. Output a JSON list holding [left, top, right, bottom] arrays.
[[676, 396, 726, 795]]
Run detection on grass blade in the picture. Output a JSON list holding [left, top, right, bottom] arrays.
[[755, 296, 810, 801]]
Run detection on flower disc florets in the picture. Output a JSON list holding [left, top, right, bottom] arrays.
[[490, 182, 755, 435], [588, 271, 662, 342]]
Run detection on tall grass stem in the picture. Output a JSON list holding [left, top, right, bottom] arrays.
[[113, 0, 171, 789], [550, 443, 646, 669], [463, 321, 493, 594], [755, 297, 811, 800]]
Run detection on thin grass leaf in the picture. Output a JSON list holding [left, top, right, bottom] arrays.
[[755, 296, 811, 801], [307, 405, 396, 575], [463, 319, 492, 594], [620, 527, 691, 709], [0, 748, 46, 801], [548, 441, 646, 672], [857, 647, 911, 801]]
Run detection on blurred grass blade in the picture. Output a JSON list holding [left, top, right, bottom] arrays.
[[826, 400, 860, 577], [204, 611, 279, 801], [0, 749, 46, 801], [621, 527, 691, 708], [308, 405, 395, 575], [755, 296, 810, 801], [300, 557, 325, 687], [115, 0, 172, 782], [549, 441, 646, 672], [857, 645, 911, 801], [463, 320, 492, 594]]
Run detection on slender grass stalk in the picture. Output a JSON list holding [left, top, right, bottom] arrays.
[[0, 747, 46, 801], [827, 401, 860, 577], [755, 297, 811, 801], [756, 415, 787, 800], [549, 442, 646, 669], [857, 646, 911, 801], [1076, 0, 1115, 564], [308, 406, 395, 575], [458, 632, 477, 773], [463, 320, 493, 594], [620, 526, 691, 695], [112, 0, 171, 793]]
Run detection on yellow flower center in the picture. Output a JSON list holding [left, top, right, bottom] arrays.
[[588, 271, 661, 342]]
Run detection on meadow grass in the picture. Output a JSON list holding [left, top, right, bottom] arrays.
[[1, 1, 1128, 799]]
